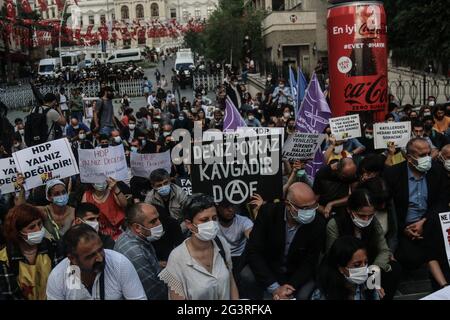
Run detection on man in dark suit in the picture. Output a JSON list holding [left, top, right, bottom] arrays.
[[240, 182, 326, 300], [383, 137, 445, 271], [225, 75, 243, 109]]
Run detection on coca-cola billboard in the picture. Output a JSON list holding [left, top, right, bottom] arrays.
[[327, 1, 388, 121]]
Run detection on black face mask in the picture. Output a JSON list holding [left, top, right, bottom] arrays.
[[100, 143, 109, 148], [424, 123, 433, 131]]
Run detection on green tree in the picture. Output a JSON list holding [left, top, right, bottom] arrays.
[[385, 0, 450, 74], [198, 0, 265, 67]]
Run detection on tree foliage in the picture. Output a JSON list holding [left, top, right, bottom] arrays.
[[184, 0, 265, 67], [385, 0, 450, 72]]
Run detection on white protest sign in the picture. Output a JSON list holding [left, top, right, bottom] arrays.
[[130, 151, 172, 178], [439, 212, 450, 271], [374, 121, 411, 150], [0, 158, 20, 194], [78, 145, 128, 183], [329, 114, 362, 140], [237, 126, 285, 145], [282, 133, 326, 162], [13, 138, 79, 191]]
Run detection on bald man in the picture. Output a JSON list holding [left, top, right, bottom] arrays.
[[114, 203, 168, 300], [240, 182, 326, 300], [383, 137, 446, 271]]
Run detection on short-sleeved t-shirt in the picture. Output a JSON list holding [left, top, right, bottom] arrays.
[[43, 106, 61, 141], [97, 99, 114, 128], [218, 214, 254, 256]]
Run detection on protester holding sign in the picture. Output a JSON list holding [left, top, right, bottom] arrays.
[[17, 177, 75, 241], [158, 194, 239, 300], [81, 177, 127, 241], [0, 204, 63, 300]]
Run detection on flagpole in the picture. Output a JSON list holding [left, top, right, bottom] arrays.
[[295, 72, 315, 124], [58, 0, 69, 63]]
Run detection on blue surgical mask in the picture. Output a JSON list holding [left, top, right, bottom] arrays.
[[157, 184, 171, 197], [53, 193, 69, 207], [294, 208, 317, 224], [93, 183, 107, 192], [131, 146, 138, 153]]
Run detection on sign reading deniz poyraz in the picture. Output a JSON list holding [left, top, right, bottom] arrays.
[[282, 132, 326, 162], [13, 138, 79, 191], [438, 212, 450, 270], [329, 114, 361, 140], [78, 145, 128, 183], [0, 158, 20, 194], [130, 151, 172, 178], [373, 121, 411, 149], [190, 131, 282, 204]]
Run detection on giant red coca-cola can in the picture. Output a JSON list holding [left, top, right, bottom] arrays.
[[327, 1, 388, 122]]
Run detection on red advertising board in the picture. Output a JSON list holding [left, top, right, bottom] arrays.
[[327, 1, 388, 121]]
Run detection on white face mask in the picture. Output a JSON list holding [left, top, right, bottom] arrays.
[[79, 133, 86, 140], [23, 227, 46, 245], [140, 223, 164, 242], [83, 219, 99, 232], [440, 155, 450, 171], [283, 112, 290, 118], [412, 155, 432, 173], [248, 115, 255, 121], [129, 124, 136, 130], [19, 129, 25, 135], [194, 221, 219, 241], [345, 265, 369, 285], [428, 101, 435, 107], [351, 213, 374, 229], [113, 136, 122, 144]]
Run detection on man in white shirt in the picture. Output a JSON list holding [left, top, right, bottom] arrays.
[[147, 91, 158, 107], [217, 201, 253, 270], [46, 224, 147, 300]]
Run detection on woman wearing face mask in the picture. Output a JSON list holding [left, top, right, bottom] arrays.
[[0, 204, 63, 299], [82, 177, 127, 240], [16, 177, 75, 241], [312, 236, 379, 300], [325, 188, 401, 299], [158, 194, 239, 300]]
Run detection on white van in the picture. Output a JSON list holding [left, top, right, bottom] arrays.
[[107, 48, 143, 64], [61, 51, 86, 71], [38, 58, 61, 76]]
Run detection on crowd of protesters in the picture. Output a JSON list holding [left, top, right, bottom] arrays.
[[0, 56, 448, 301]]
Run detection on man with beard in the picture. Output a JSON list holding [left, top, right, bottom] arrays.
[[46, 224, 146, 300]]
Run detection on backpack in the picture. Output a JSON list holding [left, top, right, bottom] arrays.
[[24, 106, 55, 146]]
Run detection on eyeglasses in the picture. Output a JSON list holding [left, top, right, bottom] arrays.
[[287, 200, 318, 211]]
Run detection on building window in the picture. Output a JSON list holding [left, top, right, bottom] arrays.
[[150, 3, 159, 17], [80, 17, 83, 27], [182, 9, 189, 22], [138, 37, 146, 45], [170, 8, 177, 19], [100, 14, 106, 23], [111, 13, 115, 21], [207, 7, 214, 17], [136, 4, 144, 19], [194, 9, 201, 18], [123, 39, 131, 47], [89, 15, 95, 25], [121, 6, 129, 20], [51, 8, 56, 18]]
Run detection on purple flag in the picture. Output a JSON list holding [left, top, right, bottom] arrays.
[[224, 96, 246, 131], [294, 73, 331, 181]]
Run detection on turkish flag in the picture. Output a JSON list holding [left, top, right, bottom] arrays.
[[6, 0, 16, 20], [20, 0, 33, 14], [37, 0, 48, 12]]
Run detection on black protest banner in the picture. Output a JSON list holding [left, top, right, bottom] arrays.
[[191, 132, 282, 205]]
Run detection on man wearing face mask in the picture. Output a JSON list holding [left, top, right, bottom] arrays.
[[114, 203, 168, 300], [358, 123, 381, 156], [66, 117, 90, 143], [46, 224, 147, 300], [245, 110, 261, 127], [422, 116, 448, 150], [73, 203, 115, 250], [209, 109, 224, 130], [272, 79, 292, 107], [121, 116, 143, 144], [145, 169, 188, 228], [383, 137, 445, 271], [240, 183, 326, 300], [110, 130, 125, 147]]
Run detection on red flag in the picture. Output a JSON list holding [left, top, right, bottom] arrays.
[[55, 0, 64, 11], [37, 0, 48, 12], [20, 0, 32, 14], [6, 0, 16, 21]]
